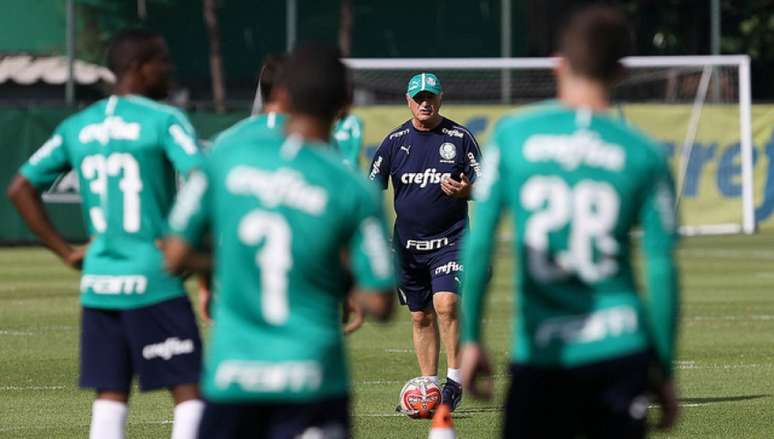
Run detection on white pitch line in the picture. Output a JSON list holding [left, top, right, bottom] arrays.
[[383, 348, 413, 353], [676, 362, 773, 370], [688, 315, 774, 321], [0, 330, 34, 336], [0, 385, 66, 391], [681, 249, 774, 260], [358, 380, 403, 385]]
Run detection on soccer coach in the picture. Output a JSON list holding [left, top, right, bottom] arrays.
[[368, 73, 482, 411]]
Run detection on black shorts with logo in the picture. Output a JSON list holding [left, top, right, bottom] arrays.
[[396, 243, 462, 312], [80, 295, 202, 392], [503, 350, 651, 439], [197, 396, 349, 439]]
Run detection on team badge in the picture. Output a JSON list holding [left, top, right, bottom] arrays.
[[439, 142, 456, 161]]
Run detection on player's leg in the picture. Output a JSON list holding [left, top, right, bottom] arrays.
[[502, 364, 579, 438], [170, 384, 205, 439], [80, 307, 133, 439], [268, 396, 350, 439], [197, 402, 265, 438], [430, 250, 464, 409], [410, 306, 440, 377], [123, 296, 204, 439], [580, 351, 650, 439], [433, 292, 460, 370], [397, 250, 441, 380]]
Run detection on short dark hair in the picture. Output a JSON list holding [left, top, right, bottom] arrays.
[[106, 28, 164, 77], [284, 43, 348, 122], [559, 6, 633, 84], [257, 54, 287, 103]]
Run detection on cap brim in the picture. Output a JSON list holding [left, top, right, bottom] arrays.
[[407, 88, 441, 98]]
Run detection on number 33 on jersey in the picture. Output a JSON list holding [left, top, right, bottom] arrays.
[[20, 95, 204, 309]]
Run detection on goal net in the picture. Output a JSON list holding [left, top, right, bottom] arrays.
[[345, 56, 754, 235]]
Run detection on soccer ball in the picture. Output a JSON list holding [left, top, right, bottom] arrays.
[[397, 377, 442, 419]]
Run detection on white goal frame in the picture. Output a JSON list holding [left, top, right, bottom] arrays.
[[345, 55, 754, 235]]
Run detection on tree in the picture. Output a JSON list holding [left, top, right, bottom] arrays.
[[338, 0, 353, 57], [203, 0, 226, 113]]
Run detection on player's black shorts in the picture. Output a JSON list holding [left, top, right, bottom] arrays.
[[503, 350, 651, 439], [396, 244, 462, 312], [80, 295, 202, 392], [197, 396, 349, 439]]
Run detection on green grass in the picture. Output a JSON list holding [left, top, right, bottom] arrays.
[[1, 233, 774, 438]]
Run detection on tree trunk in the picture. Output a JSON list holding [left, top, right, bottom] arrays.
[[338, 0, 353, 57], [203, 0, 226, 113]]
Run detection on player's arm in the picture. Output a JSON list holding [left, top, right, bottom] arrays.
[[347, 184, 397, 322], [165, 170, 212, 274], [460, 139, 505, 399], [349, 115, 364, 169], [161, 110, 205, 175], [165, 169, 214, 322], [638, 153, 680, 429], [367, 137, 392, 191], [7, 131, 83, 269]]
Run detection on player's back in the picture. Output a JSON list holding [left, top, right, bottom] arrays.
[[199, 121, 390, 402], [490, 102, 675, 367], [22, 95, 203, 309]]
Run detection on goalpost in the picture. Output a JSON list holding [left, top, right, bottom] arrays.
[[344, 55, 754, 235]]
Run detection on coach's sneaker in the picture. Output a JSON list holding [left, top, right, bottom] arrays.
[[440, 379, 462, 412]]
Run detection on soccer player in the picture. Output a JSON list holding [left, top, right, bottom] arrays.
[[196, 54, 289, 321], [7, 29, 205, 439], [163, 43, 396, 438], [460, 6, 680, 438], [368, 72, 482, 410], [333, 87, 365, 169]]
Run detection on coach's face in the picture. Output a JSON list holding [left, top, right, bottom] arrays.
[[407, 91, 442, 123]]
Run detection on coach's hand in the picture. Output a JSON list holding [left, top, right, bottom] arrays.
[[441, 173, 472, 199], [461, 343, 493, 400]]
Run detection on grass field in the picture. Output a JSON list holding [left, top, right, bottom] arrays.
[[1, 232, 774, 438]]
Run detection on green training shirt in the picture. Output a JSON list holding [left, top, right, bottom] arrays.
[[211, 111, 286, 145], [333, 114, 364, 169], [461, 103, 680, 377], [20, 95, 204, 309], [169, 117, 395, 402]]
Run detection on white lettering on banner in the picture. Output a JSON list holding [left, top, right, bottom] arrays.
[[434, 261, 462, 275], [29, 135, 63, 165], [442, 128, 464, 138], [226, 166, 327, 215], [214, 361, 322, 393], [369, 156, 383, 180], [524, 130, 625, 171], [389, 129, 409, 140], [406, 237, 449, 251], [142, 337, 195, 360], [400, 169, 451, 188], [80, 275, 147, 294], [79, 116, 141, 145], [534, 306, 639, 347], [169, 124, 198, 155]]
